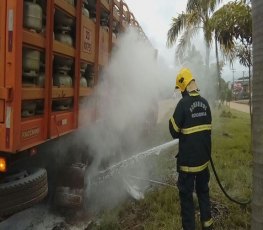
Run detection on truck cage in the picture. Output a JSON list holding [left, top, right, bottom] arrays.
[[0, 0, 151, 162]]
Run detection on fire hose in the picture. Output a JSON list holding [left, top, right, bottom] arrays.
[[209, 155, 251, 206], [89, 139, 251, 205]]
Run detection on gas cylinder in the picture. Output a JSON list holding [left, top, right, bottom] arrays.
[[53, 98, 72, 111], [54, 57, 73, 72], [87, 0, 96, 17], [82, 6, 90, 17], [21, 101, 37, 117], [113, 20, 119, 33], [80, 76, 88, 88], [22, 49, 41, 73], [23, 0, 43, 32], [100, 12, 109, 26], [80, 63, 88, 87], [80, 62, 88, 70], [55, 30, 73, 46], [36, 73, 45, 87], [87, 75, 94, 87], [53, 71, 73, 87]]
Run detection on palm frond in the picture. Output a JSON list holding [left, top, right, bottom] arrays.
[[176, 27, 199, 62], [187, 10, 202, 26], [167, 12, 201, 48], [208, 0, 223, 13], [167, 13, 188, 47], [236, 45, 252, 67], [220, 42, 237, 66], [187, 0, 199, 12], [187, 0, 222, 16]]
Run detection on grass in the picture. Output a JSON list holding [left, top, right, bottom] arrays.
[[210, 107, 252, 230], [88, 105, 252, 230]]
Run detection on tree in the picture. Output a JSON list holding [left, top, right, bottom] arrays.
[[211, 1, 252, 59], [211, 0, 252, 115], [218, 78, 232, 107], [167, 0, 222, 96], [251, 1, 263, 229], [236, 44, 253, 117]]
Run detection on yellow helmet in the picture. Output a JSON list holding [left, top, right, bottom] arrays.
[[175, 68, 194, 92]]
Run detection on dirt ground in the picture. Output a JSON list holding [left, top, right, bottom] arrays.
[[229, 100, 250, 113]]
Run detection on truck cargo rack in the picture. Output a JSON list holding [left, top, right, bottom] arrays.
[[0, 0, 150, 154]]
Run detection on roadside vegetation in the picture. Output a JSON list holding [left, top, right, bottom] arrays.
[[88, 105, 252, 230]]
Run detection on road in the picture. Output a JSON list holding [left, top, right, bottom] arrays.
[[158, 99, 251, 116], [229, 101, 250, 113]]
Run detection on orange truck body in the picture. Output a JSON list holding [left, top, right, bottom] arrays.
[[0, 0, 148, 171]]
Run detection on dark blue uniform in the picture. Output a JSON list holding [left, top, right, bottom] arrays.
[[169, 91, 213, 230]]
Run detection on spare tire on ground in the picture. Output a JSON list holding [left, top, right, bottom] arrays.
[[0, 168, 48, 216]]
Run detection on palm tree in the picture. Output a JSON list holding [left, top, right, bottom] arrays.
[[251, 1, 263, 229], [167, 0, 222, 96], [210, 1, 252, 117]]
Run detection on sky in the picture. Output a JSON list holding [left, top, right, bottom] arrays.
[[124, 0, 248, 82]]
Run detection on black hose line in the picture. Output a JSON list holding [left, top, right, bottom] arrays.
[[209, 155, 251, 206]]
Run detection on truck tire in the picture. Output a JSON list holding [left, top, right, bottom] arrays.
[[0, 168, 48, 216]]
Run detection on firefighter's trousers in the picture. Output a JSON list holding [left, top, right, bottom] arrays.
[[177, 168, 213, 230]]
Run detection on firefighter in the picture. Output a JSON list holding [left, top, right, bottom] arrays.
[[169, 68, 213, 230]]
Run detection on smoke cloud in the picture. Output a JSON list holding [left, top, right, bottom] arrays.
[[79, 28, 171, 168], [76, 27, 176, 212]]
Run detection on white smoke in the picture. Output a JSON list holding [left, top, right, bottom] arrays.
[[79, 28, 172, 168], [76, 27, 176, 212]]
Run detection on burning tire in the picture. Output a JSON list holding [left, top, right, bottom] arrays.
[[0, 168, 48, 216]]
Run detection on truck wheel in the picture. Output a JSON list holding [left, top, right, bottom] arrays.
[[0, 168, 48, 216]]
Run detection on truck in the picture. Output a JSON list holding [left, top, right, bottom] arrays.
[[0, 0, 155, 216]]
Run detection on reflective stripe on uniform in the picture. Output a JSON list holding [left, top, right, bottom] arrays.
[[181, 124, 212, 135], [180, 161, 209, 173], [170, 117, 180, 132], [203, 218, 213, 227]]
